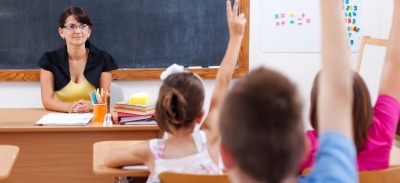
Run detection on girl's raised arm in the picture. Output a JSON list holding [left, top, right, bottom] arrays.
[[318, 0, 353, 139], [200, 0, 246, 145], [379, 0, 400, 101]]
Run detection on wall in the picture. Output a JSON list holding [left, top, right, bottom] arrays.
[[0, 0, 391, 129]]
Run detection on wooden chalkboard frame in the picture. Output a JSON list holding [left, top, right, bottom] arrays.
[[0, 0, 249, 81]]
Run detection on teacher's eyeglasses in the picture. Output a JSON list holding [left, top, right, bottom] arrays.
[[63, 24, 90, 30]]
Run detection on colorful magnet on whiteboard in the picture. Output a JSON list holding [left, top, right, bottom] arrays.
[[281, 21, 286, 26], [275, 14, 279, 19], [344, 12, 347, 17], [347, 26, 350, 31], [348, 18, 351, 23], [348, 12, 352, 17], [306, 19, 311, 23], [276, 22, 280, 26], [354, 6, 358, 11], [290, 13, 294, 18], [281, 13, 285, 18], [350, 26, 354, 31], [298, 18, 302, 21], [290, 20, 295, 24], [346, 6, 350, 11], [345, 0, 349, 4], [302, 13, 305, 18], [352, 19, 356, 24], [349, 33, 352, 38], [353, 12, 357, 16], [350, 40, 354, 45], [350, 6, 353, 11], [298, 22, 303, 26], [353, 26, 357, 31], [356, 28, 360, 32]]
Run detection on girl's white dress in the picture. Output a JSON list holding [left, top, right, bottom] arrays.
[[146, 130, 222, 183]]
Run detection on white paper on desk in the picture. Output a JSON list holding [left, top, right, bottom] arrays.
[[35, 113, 94, 126], [122, 165, 148, 170]]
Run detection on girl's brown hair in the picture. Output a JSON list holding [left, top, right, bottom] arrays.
[[310, 71, 373, 152], [155, 72, 204, 133]]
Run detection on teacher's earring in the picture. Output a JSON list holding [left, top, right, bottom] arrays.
[[61, 36, 65, 40]]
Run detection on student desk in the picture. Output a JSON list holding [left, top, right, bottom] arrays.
[[0, 108, 161, 183], [93, 141, 149, 182], [0, 145, 19, 180], [94, 140, 400, 180]]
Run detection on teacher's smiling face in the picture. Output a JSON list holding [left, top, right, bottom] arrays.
[[58, 15, 92, 47]]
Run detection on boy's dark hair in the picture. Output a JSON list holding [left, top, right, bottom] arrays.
[[220, 67, 304, 183], [59, 6, 93, 28], [309, 71, 372, 152], [156, 72, 204, 133]]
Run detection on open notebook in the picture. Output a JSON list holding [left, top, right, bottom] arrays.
[[36, 113, 94, 126]]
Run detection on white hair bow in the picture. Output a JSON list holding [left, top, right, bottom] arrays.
[[160, 63, 185, 80]]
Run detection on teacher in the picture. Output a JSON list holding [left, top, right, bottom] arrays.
[[38, 6, 118, 113]]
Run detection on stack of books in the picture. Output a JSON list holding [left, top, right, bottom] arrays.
[[114, 101, 156, 125]]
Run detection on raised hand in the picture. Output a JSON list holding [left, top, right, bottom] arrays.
[[226, 0, 246, 38]]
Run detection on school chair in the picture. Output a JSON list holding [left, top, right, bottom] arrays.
[[359, 166, 400, 183], [302, 166, 400, 183], [158, 172, 231, 183], [110, 82, 124, 109]]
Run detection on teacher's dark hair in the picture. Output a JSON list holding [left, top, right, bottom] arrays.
[[59, 6, 93, 29]]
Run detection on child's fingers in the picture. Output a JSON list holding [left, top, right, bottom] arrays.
[[232, 0, 240, 18], [226, 0, 232, 20], [237, 13, 245, 20]]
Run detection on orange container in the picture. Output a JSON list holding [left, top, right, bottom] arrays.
[[93, 103, 107, 123]]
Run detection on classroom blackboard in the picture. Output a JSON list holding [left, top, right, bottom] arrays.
[[0, 0, 249, 81]]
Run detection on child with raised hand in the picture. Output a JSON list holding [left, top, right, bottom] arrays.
[[103, 0, 246, 182], [300, 0, 400, 172], [218, 0, 357, 182]]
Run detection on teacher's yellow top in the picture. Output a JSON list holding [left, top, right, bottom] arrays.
[[54, 80, 95, 102]]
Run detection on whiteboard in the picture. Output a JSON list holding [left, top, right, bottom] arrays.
[[259, 0, 362, 52], [358, 44, 386, 104]]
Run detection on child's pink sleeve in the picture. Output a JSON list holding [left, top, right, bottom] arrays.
[[299, 130, 318, 173], [372, 95, 400, 141]]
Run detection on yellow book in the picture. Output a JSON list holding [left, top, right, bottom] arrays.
[[129, 92, 151, 105]]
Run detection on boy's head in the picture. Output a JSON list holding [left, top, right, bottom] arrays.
[[155, 72, 205, 133], [309, 71, 372, 151], [220, 67, 304, 183]]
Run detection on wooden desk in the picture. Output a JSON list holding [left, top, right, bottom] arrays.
[[0, 108, 161, 183], [93, 141, 150, 177], [0, 145, 19, 180]]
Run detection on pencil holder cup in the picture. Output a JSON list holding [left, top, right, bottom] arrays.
[[93, 103, 107, 123]]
